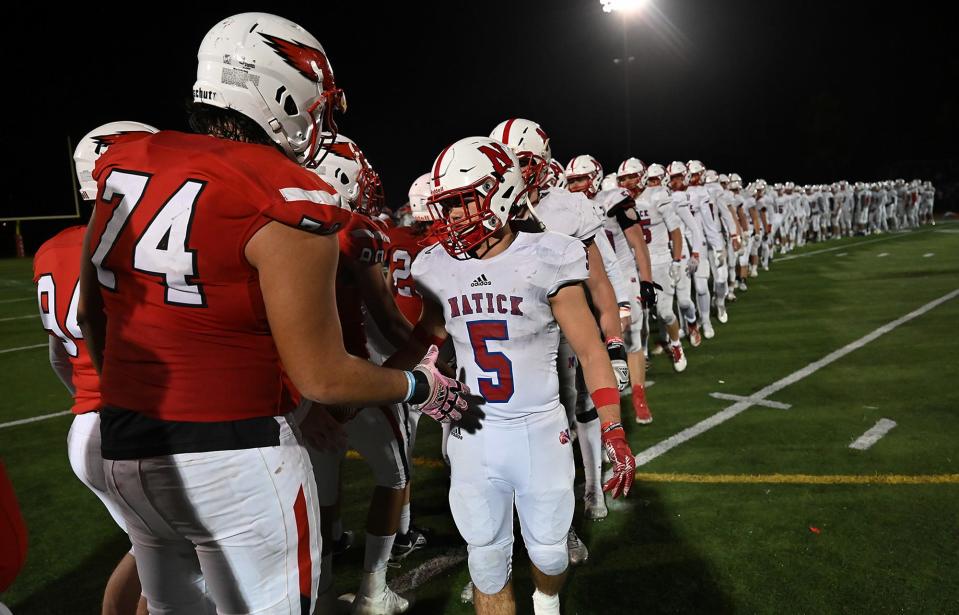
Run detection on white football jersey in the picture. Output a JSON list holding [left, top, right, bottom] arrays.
[[595, 188, 640, 285], [670, 189, 705, 256], [412, 231, 589, 422], [635, 186, 681, 265], [536, 187, 602, 241], [687, 184, 725, 251]]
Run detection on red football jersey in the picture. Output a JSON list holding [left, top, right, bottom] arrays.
[[33, 225, 101, 414], [335, 214, 390, 357], [88, 131, 351, 422], [386, 225, 436, 325]]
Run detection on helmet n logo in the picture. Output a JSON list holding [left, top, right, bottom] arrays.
[[477, 142, 513, 180]]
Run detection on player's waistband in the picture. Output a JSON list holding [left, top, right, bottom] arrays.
[[480, 402, 565, 429], [100, 406, 293, 460]]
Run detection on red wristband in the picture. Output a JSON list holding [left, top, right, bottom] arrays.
[[591, 387, 620, 409], [411, 323, 445, 349]]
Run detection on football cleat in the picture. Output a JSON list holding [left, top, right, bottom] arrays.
[[584, 489, 609, 520], [703, 323, 715, 339], [717, 304, 729, 324], [726, 291, 737, 303], [688, 323, 702, 348], [650, 341, 666, 356], [738, 280, 748, 292], [567, 528, 589, 564], [460, 581, 474, 604], [632, 388, 653, 425], [749, 265, 758, 278], [390, 529, 427, 562], [350, 572, 410, 614], [670, 343, 687, 372]]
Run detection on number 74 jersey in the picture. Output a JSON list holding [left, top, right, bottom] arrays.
[[411, 231, 588, 422]]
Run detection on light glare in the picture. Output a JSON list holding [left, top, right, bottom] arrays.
[[601, 0, 650, 14]]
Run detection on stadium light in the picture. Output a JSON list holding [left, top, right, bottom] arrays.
[[601, 0, 650, 15]]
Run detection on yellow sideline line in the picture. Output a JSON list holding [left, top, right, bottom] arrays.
[[634, 473, 959, 485], [344, 452, 957, 484]]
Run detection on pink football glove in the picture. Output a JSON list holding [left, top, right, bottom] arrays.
[[413, 345, 469, 423], [601, 421, 635, 499]]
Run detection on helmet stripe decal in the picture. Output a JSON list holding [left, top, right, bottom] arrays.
[[432, 144, 452, 188], [501, 118, 517, 145]]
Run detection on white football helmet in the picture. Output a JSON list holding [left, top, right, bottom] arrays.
[[565, 155, 603, 198], [427, 137, 530, 258], [686, 160, 706, 176], [667, 161, 687, 177], [74, 121, 159, 201], [193, 13, 346, 165], [616, 157, 645, 196], [544, 158, 567, 190], [719, 173, 730, 186], [645, 163, 667, 185], [311, 134, 383, 215], [703, 169, 720, 184], [728, 172, 743, 190], [489, 118, 551, 188], [408, 173, 432, 222]]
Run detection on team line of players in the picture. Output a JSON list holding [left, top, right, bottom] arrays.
[[29, 11, 938, 615]]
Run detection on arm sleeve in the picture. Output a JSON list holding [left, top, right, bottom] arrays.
[[48, 337, 75, 395], [547, 239, 590, 297]]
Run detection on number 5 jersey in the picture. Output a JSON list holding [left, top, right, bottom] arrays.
[[411, 230, 589, 422]]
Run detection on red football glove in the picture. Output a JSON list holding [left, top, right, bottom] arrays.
[[601, 421, 635, 499], [413, 345, 469, 423]]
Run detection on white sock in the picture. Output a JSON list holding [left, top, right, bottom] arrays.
[[575, 416, 603, 492], [670, 338, 681, 347], [363, 533, 396, 573], [532, 589, 561, 615], [696, 291, 711, 325], [398, 503, 411, 536], [318, 553, 333, 594]]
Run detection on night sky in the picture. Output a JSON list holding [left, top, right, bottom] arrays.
[[6, 2, 956, 253]]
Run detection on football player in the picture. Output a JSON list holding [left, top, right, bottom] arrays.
[[390, 137, 635, 615], [666, 162, 705, 346], [685, 161, 726, 339], [36, 121, 158, 615], [77, 13, 467, 614]]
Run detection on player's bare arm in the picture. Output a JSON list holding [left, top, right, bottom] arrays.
[[583, 241, 623, 341], [383, 294, 446, 371], [550, 282, 635, 498], [247, 220, 453, 409]]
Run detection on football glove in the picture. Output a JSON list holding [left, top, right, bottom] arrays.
[[605, 337, 630, 391], [668, 260, 683, 284], [412, 345, 469, 423], [639, 280, 661, 309], [687, 252, 700, 274], [601, 421, 635, 499]]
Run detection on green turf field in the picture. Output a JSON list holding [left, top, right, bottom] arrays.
[[1, 224, 957, 614]]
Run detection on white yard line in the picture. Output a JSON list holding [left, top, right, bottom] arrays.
[[877, 252, 890, 258], [849, 418, 897, 451], [776, 232, 915, 262], [0, 411, 71, 430], [0, 297, 34, 304], [0, 314, 36, 322], [708, 392, 791, 410], [633, 288, 959, 467], [0, 343, 46, 354], [923, 253, 935, 258]]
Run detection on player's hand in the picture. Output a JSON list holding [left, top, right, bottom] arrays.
[[605, 337, 630, 391], [300, 403, 348, 452], [668, 260, 683, 284], [601, 421, 635, 499], [618, 303, 632, 330], [732, 236, 742, 252], [712, 250, 724, 269], [639, 280, 661, 309], [413, 345, 469, 423], [687, 252, 700, 274]]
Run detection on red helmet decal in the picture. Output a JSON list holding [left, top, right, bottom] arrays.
[[477, 142, 514, 178], [326, 141, 360, 161], [259, 33, 335, 88], [535, 127, 548, 142]]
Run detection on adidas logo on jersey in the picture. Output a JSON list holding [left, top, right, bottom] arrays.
[[470, 274, 492, 287]]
